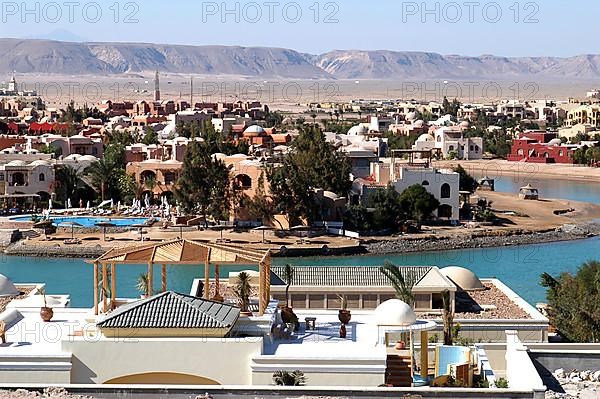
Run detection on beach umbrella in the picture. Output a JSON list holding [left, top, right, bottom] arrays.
[[67, 198, 72, 209], [131, 223, 147, 241], [110, 199, 114, 208], [145, 194, 150, 208], [59, 221, 83, 240], [173, 223, 188, 239], [95, 221, 116, 241], [33, 219, 53, 240], [253, 225, 274, 243], [210, 224, 230, 241], [48, 199, 53, 211], [117, 201, 121, 212], [86, 201, 91, 210]]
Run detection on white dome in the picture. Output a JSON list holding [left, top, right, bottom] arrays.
[[244, 125, 265, 136], [0, 274, 19, 297], [459, 121, 470, 128], [6, 160, 26, 167], [30, 160, 51, 167], [347, 125, 368, 136], [374, 299, 417, 326], [79, 155, 98, 162], [65, 154, 82, 161], [414, 120, 425, 128], [441, 266, 485, 291], [406, 112, 417, 121], [548, 138, 562, 146], [417, 134, 435, 142]]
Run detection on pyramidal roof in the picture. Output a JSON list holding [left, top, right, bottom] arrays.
[[97, 291, 240, 330]]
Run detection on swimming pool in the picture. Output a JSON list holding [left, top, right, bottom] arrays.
[[11, 215, 152, 228]]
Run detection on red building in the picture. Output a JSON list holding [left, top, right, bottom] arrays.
[[507, 132, 574, 164]]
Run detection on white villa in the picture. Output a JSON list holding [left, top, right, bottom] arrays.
[[413, 126, 484, 160]]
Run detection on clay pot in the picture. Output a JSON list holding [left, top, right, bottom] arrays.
[[40, 307, 53, 322], [338, 309, 351, 324], [395, 340, 406, 350]]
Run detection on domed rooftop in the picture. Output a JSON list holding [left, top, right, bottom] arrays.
[[414, 120, 425, 128], [374, 299, 417, 326], [441, 266, 485, 291], [65, 154, 82, 161], [244, 125, 266, 137], [0, 274, 19, 297], [406, 112, 417, 121], [347, 125, 368, 136], [548, 138, 562, 146], [30, 160, 51, 167], [459, 121, 470, 128], [6, 160, 26, 167], [417, 133, 435, 142]]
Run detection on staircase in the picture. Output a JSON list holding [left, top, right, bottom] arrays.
[[385, 354, 412, 387]]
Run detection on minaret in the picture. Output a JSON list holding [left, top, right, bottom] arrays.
[[190, 76, 194, 107], [8, 71, 17, 93], [154, 70, 161, 102]]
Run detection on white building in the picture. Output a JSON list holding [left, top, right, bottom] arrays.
[[413, 126, 484, 160], [354, 159, 460, 221]]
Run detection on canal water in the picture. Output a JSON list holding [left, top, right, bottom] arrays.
[[0, 176, 598, 308]]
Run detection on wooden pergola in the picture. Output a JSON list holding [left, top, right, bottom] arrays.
[[90, 239, 271, 316]]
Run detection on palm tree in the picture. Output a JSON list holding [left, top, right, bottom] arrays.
[[272, 370, 306, 386], [136, 273, 151, 297], [84, 159, 112, 201], [283, 264, 294, 307], [310, 112, 317, 125], [442, 289, 454, 346], [234, 272, 252, 312], [144, 174, 158, 200], [379, 261, 417, 305], [55, 165, 83, 204]]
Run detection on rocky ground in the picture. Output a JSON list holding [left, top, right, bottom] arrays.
[[546, 369, 600, 399], [365, 223, 600, 255], [0, 388, 93, 398]]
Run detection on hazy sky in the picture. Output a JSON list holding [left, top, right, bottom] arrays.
[[0, 0, 597, 57]]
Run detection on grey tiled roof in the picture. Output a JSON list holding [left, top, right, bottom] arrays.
[[270, 266, 432, 287], [97, 291, 240, 329]]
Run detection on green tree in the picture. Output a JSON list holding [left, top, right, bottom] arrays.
[[541, 261, 600, 342], [268, 126, 351, 224], [343, 204, 371, 232], [379, 261, 417, 305], [399, 184, 440, 223], [453, 164, 478, 193], [141, 126, 158, 145], [84, 159, 116, 201], [39, 144, 62, 158], [367, 185, 404, 230], [247, 171, 273, 224], [54, 165, 84, 204], [174, 138, 231, 222]]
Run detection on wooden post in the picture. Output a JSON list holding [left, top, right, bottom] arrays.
[[110, 262, 116, 310], [93, 261, 98, 315], [102, 262, 108, 313], [147, 262, 153, 296], [258, 261, 265, 316], [204, 260, 210, 300], [161, 263, 167, 292], [421, 330, 429, 379]]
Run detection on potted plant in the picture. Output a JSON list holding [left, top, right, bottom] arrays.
[[280, 264, 298, 325], [234, 272, 253, 317], [337, 294, 351, 338], [39, 288, 53, 322], [136, 273, 151, 298]]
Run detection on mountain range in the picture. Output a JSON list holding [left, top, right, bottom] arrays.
[[2, 38, 600, 80]]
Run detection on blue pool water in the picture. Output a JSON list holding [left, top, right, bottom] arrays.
[[10, 216, 151, 228]]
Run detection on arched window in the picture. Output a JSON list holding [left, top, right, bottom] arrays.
[[39, 173, 45, 182], [544, 152, 549, 158], [441, 183, 451, 199], [422, 180, 430, 186], [236, 174, 252, 190], [517, 148, 524, 156], [448, 145, 455, 151]]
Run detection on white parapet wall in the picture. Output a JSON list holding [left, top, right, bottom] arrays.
[[505, 330, 546, 399]]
